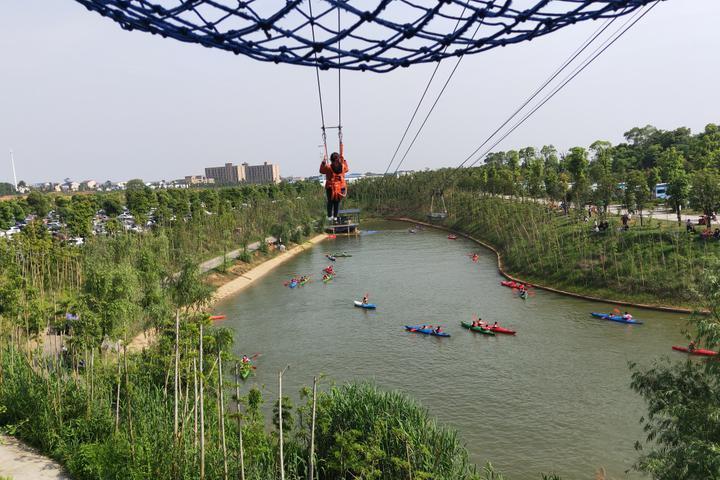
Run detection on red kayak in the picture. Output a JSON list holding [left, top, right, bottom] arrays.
[[672, 346, 718, 357], [500, 280, 525, 289], [487, 325, 517, 335], [447, 234, 458, 240], [210, 315, 226, 321]]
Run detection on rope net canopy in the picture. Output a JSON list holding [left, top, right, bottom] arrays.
[[74, 0, 656, 73]]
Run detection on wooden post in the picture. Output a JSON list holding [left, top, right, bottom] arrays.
[[279, 365, 290, 480], [234, 363, 245, 480], [174, 310, 180, 439], [199, 323, 205, 480], [218, 350, 228, 480], [308, 375, 318, 480]]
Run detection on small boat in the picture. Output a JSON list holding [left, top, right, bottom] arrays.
[[590, 313, 643, 325], [328, 234, 337, 239], [501, 280, 525, 289], [326, 254, 337, 261], [209, 315, 226, 321], [460, 321, 495, 336], [333, 252, 352, 257], [323, 267, 334, 275], [239, 362, 254, 379], [486, 324, 516, 335], [404, 325, 451, 337], [672, 345, 718, 356], [299, 278, 309, 286], [288, 280, 298, 289], [354, 301, 377, 309], [447, 234, 458, 240], [322, 274, 334, 283], [409, 229, 417, 234]]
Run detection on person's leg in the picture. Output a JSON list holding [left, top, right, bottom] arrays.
[[332, 200, 340, 219], [326, 189, 333, 218]]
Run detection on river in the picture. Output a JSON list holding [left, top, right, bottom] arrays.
[[215, 220, 688, 479]]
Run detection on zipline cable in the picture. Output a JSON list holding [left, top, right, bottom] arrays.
[[307, 0, 329, 160], [383, 4, 470, 176], [451, 12, 626, 172], [337, 4, 343, 146], [461, 1, 660, 172], [391, 17, 486, 175]]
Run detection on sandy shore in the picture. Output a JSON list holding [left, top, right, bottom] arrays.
[[128, 233, 327, 352], [213, 233, 328, 303]]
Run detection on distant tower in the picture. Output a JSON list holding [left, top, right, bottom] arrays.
[[9, 149, 18, 191]]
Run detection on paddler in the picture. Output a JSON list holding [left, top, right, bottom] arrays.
[[688, 340, 697, 352], [434, 326, 443, 334], [622, 312, 633, 320], [362, 294, 369, 305], [241, 355, 250, 364]]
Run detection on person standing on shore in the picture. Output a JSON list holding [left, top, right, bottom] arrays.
[[320, 147, 349, 223]]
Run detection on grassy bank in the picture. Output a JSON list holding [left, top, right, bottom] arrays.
[[350, 174, 719, 309]]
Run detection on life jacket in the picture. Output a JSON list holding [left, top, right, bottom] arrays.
[[320, 157, 349, 201]]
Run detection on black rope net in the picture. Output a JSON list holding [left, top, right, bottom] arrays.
[[74, 1, 656, 72]]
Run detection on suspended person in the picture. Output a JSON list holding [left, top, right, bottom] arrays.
[[320, 149, 349, 223]]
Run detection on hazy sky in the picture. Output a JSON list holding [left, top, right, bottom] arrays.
[[1, 1, 718, 184]]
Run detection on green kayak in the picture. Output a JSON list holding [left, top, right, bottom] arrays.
[[460, 321, 496, 336], [332, 252, 352, 257], [240, 362, 253, 380]]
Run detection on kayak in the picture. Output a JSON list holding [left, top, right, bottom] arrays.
[[240, 362, 253, 379], [299, 278, 309, 286], [501, 280, 525, 289], [404, 325, 451, 337], [460, 321, 495, 336], [323, 268, 334, 275], [323, 274, 334, 283], [326, 255, 337, 261], [672, 346, 718, 356], [447, 234, 458, 240], [333, 253, 352, 257], [486, 324, 516, 335], [409, 229, 417, 234], [289, 281, 298, 289], [591, 312, 643, 325], [354, 301, 377, 309], [209, 315, 226, 321]]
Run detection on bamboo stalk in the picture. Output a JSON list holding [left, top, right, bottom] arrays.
[[235, 363, 245, 480]]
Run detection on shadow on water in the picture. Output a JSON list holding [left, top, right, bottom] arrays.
[[216, 220, 688, 480]]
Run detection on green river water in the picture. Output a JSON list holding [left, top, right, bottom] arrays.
[[215, 220, 689, 479]]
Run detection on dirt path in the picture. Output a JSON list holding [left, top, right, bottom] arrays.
[[0, 435, 70, 479]]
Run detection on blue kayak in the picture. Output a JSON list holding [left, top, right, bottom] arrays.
[[590, 312, 643, 325], [289, 281, 298, 289], [354, 301, 377, 309], [404, 325, 451, 337]]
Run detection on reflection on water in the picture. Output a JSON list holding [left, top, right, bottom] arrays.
[[216, 220, 687, 479]]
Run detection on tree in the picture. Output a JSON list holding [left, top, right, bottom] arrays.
[[102, 196, 123, 217], [565, 147, 590, 208], [631, 259, 720, 480], [690, 168, 720, 229], [661, 148, 691, 224], [625, 170, 651, 225], [26, 191, 52, 217]]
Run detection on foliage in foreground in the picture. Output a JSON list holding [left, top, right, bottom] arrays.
[[0, 340, 500, 480], [630, 260, 720, 480]]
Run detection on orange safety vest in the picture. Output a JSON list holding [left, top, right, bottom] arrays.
[[320, 157, 349, 201]]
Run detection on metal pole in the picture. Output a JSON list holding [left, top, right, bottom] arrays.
[[9, 149, 18, 191]]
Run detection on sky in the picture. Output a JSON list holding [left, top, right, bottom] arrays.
[[0, 0, 718, 184]]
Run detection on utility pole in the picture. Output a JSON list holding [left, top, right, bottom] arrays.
[[9, 149, 18, 191]]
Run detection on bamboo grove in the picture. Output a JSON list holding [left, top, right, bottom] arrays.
[[0, 182, 509, 480]]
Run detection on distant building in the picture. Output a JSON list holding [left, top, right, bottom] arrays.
[[243, 162, 280, 184], [80, 180, 99, 190], [185, 175, 215, 185], [205, 163, 246, 185], [203, 162, 280, 185]]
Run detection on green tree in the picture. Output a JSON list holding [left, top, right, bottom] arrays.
[[631, 259, 720, 480], [625, 170, 651, 226], [689, 168, 720, 229], [26, 191, 52, 218]]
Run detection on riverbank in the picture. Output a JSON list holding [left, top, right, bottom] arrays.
[[128, 233, 328, 351], [393, 217, 698, 314], [0, 435, 69, 480], [212, 233, 328, 303]]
